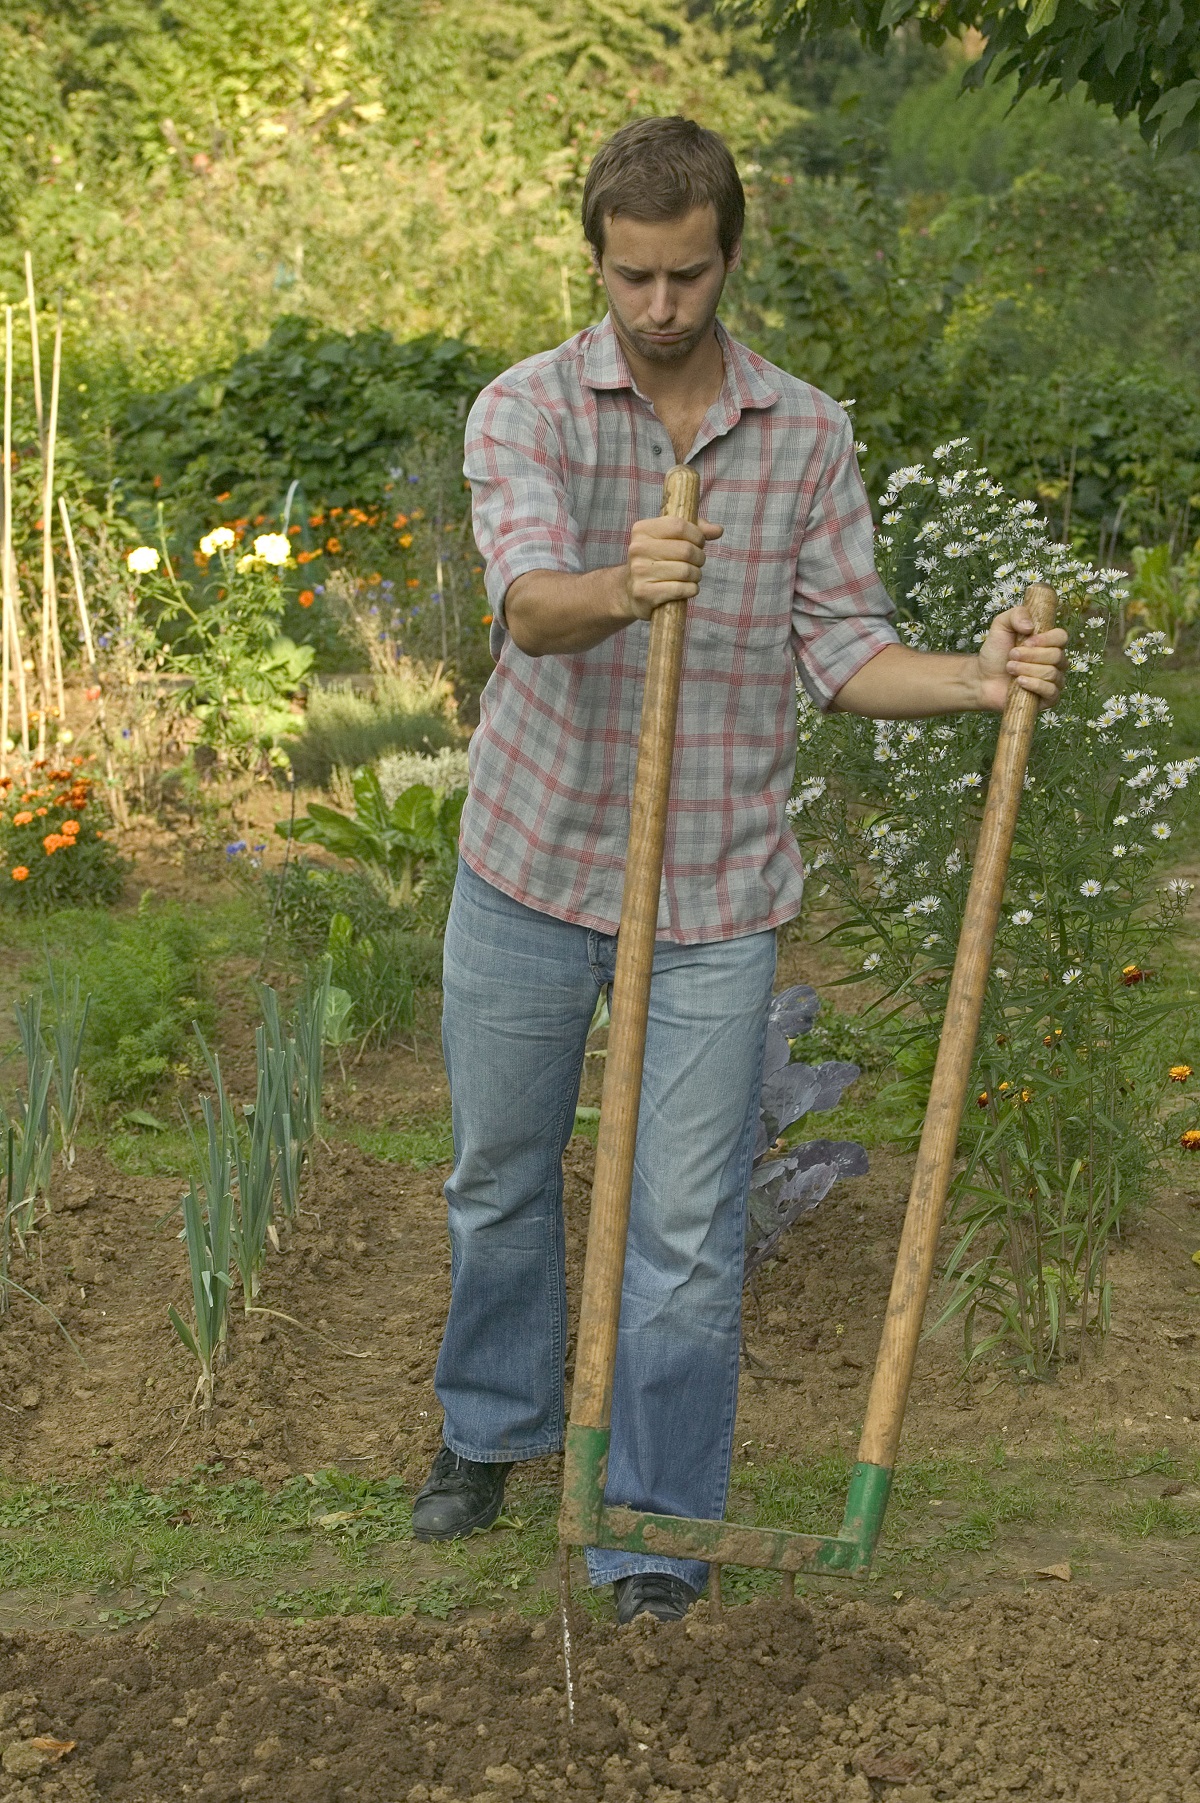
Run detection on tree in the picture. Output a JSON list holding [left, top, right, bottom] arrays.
[[732, 1, 1200, 155]]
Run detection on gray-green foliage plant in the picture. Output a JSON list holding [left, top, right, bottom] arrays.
[[791, 439, 1197, 1372]]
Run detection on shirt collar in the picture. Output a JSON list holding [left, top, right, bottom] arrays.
[[580, 315, 781, 421]]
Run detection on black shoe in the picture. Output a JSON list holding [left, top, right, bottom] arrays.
[[411, 1446, 512, 1542], [614, 1573, 700, 1625]]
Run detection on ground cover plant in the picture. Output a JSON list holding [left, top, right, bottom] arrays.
[[792, 441, 1199, 1371]]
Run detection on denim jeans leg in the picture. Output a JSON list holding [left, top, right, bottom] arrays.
[[584, 927, 777, 1593], [437, 862, 601, 1462]]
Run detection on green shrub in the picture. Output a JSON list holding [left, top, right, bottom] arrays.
[[0, 763, 125, 914], [285, 682, 459, 789]]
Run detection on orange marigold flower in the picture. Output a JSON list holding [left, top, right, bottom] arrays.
[[298, 589, 315, 608], [1181, 1129, 1200, 1152], [481, 613, 493, 625], [43, 833, 64, 854], [976, 1090, 989, 1107], [398, 533, 414, 549], [308, 512, 325, 527], [330, 507, 344, 518], [326, 536, 342, 554], [35, 806, 48, 817], [392, 513, 409, 529], [295, 549, 318, 563], [215, 491, 232, 502], [11, 866, 29, 881], [61, 819, 80, 837], [13, 811, 33, 825], [1170, 1065, 1193, 1082], [288, 523, 301, 535], [406, 578, 420, 589]]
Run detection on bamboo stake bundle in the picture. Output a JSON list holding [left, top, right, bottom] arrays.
[[2, 304, 30, 767]]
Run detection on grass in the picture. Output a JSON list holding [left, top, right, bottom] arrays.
[[338, 1117, 455, 1170], [3, 1438, 1200, 1627]]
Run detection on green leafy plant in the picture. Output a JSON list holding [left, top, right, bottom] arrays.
[[279, 773, 465, 907], [325, 912, 443, 1048], [792, 439, 1197, 1371]]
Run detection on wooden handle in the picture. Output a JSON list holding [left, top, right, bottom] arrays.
[[570, 464, 701, 1429], [856, 582, 1057, 1471]]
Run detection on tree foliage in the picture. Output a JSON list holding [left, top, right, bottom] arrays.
[[731, 0, 1200, 155]]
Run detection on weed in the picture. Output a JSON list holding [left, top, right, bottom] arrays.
[[340, 1118, 454, 1170]]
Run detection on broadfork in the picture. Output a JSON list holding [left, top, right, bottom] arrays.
[[557, 462, 1057, 1629]]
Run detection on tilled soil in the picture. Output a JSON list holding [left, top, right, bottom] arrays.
[[2, 1585, 1199, 1802]]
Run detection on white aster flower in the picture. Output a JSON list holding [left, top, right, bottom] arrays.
[[127, 545, 160, 574], [1151, 822, 1171, 840], [253, 532, 291, 565], [862, 952, 881, 971], [1011, 908, 1034, 926], [921, 934, 942, 949], [1079, 880, 1102, 897], [1113, 815, 1129, 827], [1062, 967, 1082, 985], [1111, 844, 1128, 858], [945, 850, 963, 875]]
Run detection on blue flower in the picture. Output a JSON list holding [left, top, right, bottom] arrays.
[[121, 728, 131, 739], [314, 585, 325, 595], [252, 843, 266, 852], [225, 840, 248, 856], [381, 580, 394, 591], [408, 474, 420, 484], [98, 632, 112, 649]]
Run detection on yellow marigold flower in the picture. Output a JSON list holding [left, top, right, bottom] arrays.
[[127, 545, 160, 574], [253, 532, 291, 565], [399, 533, 414, 549], [199, 526, 236, 556], [1170, 1065, 1193, 1082], [1181, 1129, 1200, 1152]]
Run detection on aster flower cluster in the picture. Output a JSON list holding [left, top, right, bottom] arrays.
[[792, 439, 1194, 1004]]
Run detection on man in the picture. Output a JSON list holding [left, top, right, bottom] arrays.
[[412, 116, 1066, 1623]]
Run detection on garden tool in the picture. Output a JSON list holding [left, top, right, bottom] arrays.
[[557, 462, 1057, 1604]]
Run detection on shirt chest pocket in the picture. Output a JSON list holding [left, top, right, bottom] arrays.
[[682, 544, 794, 674]]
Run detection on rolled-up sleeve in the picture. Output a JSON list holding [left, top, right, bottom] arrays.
[[464, 383, 585, 655], [792, 414, 899, 710]]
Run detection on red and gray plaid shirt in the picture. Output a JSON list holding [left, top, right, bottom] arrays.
[[460, 316, 898, 944]]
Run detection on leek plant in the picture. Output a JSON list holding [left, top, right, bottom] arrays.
[[43, 961, 91, 1167], [10, 997, 53, 1232], [169, 1094, 234, 1409]]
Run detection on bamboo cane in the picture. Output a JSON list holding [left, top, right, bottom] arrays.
[[853, 581, 1059, 1478], [59, 496, 125, 824], [2, 304, 29, 764], [24, 253, 43, 451], [40, 302, 65, 749], [562, 465, 699, 1530]]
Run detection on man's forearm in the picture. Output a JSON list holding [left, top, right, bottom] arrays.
[[504, 567, 633, 655], [831, 644, 984, 718]]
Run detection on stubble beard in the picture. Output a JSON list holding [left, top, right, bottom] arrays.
[[606, 297, 719, 367]]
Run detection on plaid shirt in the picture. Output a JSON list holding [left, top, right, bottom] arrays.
[[460, 316, 898, 944]]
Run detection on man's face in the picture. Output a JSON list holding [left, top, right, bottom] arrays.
[[597, 205, 739, 365]]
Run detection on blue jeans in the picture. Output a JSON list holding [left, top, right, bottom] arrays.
[[437, 860, 776, 1592]]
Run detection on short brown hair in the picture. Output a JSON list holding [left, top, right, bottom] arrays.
[[581, 117, 745, 261]]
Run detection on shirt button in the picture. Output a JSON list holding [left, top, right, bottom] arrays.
[[652, 445, 662, 456]]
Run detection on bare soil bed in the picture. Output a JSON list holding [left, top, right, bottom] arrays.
[[3, 864, 1200, 1801], [3, 1585, 1200, 1802]]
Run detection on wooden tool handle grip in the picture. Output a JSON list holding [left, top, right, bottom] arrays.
[[569, 464, 699, 1429], [856, 581, 1057, 1473]]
